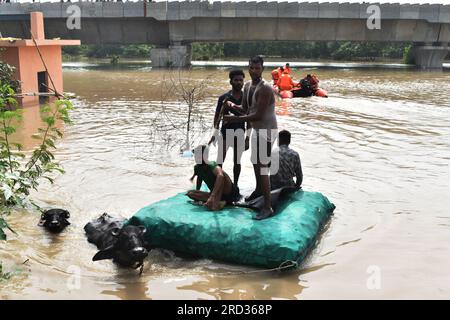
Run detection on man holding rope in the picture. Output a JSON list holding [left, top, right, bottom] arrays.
[[209, 69, 248, 191]]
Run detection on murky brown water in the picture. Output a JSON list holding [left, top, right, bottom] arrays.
[[1, 63, 449, 299]]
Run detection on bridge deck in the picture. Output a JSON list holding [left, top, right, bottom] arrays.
[[0, 1, 449, 23]]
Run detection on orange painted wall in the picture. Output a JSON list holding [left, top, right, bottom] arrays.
[[1, 45, 63, 106], [17, 45, 63, 95]]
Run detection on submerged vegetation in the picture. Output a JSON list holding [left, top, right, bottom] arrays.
[[109, 54, 120, 65], [142, 68, 211, 156], [0, 261, 12, 281]]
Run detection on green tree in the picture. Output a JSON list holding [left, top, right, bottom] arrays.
[[403, 45, 415, 64]]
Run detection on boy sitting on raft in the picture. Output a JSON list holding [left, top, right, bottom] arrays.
[[187, 145, 240, 211]]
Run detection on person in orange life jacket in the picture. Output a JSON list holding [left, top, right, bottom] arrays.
[[284, 63, 292, 74], [306, 74, 319, 90], [271, 66, 284, 86], [277, 70, 295, 91]]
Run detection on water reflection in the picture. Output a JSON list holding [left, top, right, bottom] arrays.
[[102, 276, 150, 300], [179, 271, 305, 300]]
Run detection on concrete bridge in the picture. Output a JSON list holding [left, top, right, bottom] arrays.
[[1, 1, 449, 68]]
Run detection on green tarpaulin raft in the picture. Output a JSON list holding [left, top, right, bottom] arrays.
[[128, 190, 335, 269]]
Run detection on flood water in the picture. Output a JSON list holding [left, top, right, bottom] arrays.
[[1, 62, 449, 299]]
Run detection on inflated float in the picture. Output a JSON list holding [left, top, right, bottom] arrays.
[[128, 189, 335, 269], [275, 86, 328, 99], [273, 73, 328, 99]]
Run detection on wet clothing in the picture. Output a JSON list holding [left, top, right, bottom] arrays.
[[216, 91, 244, 136], [217, 134, 245, 165], [194, 161, 240, 204], [244, 80, 277, 133], [243, 79, 278, 165], [221, 184, 241, 204], [270, 145, 303, 190], [251, 131, 274, 167], [215, 91, 246, 165]]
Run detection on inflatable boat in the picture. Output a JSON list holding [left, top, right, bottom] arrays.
[[128, 189, 335, 269], [274, 75, 328, 99], [276, 86, 328, 99]]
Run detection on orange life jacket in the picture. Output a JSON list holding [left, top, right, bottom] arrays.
[[307, 74, 319, 89], [309, 74, 318, 84], [277, 73, 295, 91], [271, 69, 280, 82], [284, 66, 292, 74]]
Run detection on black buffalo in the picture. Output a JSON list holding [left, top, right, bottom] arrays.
[[39, 209, 71, 233], [84, 213, 149, 270]]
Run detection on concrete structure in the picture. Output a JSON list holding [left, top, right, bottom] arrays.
[[412, 43, 449, 69], [0, 1, 449, 69], [150, 44, 192, 68], [0, 12, 80, 106]]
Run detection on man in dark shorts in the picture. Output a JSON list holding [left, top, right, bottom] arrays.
[[223, 55, 278, 220], [187, 145, 240, 211], [209, 69, 248, 190]]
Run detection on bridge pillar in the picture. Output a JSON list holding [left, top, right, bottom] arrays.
[[150, 44, 192, 68], [412, 43, 449, 70]]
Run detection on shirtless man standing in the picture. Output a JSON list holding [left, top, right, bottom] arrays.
[[223, 55, 278, 220]]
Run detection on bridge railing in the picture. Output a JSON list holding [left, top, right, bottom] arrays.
[[0, 1, 449, 23]]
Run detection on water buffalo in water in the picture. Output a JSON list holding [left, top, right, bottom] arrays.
[[84, 213, 150, 271], [39, 209, 71, 233]]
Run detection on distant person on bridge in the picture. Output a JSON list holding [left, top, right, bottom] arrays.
[[277, 69, 296, 91]]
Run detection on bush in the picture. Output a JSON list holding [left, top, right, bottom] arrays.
[[0, 61, 20, 93], [122, 44, 152, 58], [403, 45, 415, 64]]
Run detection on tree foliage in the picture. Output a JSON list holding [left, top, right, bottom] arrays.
[[63, 44, 153, 59], [199, 41, 412, 61], [62, 42, 415, 62], [0, 65, 72, 246]]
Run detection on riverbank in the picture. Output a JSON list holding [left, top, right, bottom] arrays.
[[62, 58, 450, 71]]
